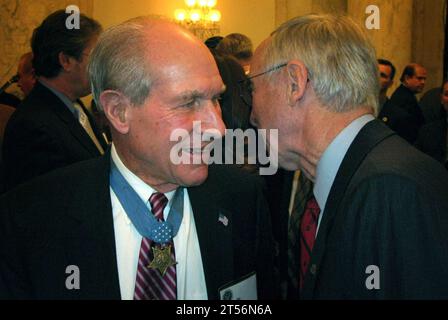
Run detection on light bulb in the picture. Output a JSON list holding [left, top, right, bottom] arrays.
[[190, 10, 202, 22], [185, 0, 196, 7], [174, 9, 187, 21], [207, 0, 217, 7], [198, 0, 207, 7], [209, 9, 221, 22]]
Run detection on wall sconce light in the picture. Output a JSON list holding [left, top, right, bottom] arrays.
[[174, 0, 221, 41]]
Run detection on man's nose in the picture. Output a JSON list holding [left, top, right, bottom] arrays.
[[200, 102, 226, 137], [249, 109, 259, 128]]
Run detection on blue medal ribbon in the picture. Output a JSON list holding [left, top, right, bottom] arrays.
[[109, 160, 184, 244]]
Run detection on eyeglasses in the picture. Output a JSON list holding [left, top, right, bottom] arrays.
[[238, 63, 287, 107]]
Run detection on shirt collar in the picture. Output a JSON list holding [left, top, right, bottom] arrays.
[[314, 114, 375, 213], [111, 144, 176, 207], [38, 79, 77, 116]]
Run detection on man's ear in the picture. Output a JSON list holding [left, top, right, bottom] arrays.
[[403, 75, 411, 86], [31, 69, 37, 83], [286, 60, 308, 106], [58, 52, 75, 72], [100, 90, 131, 134]]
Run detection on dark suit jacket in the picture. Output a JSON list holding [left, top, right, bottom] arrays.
[[0, 155, 277, 300], [378, 85, 425, 144], [0, 104, 15, 194], [415, 112, 447, 165], [420, 87, 443, 123], [2, 82, 106, 191], [300, 120, 448, 299], [389, 85, 425, 124], [263, 169, 293, 297], [378, 99, 419, 144]]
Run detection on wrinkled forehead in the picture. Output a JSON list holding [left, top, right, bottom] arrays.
[[146, 47, 223, 96], [145, 29, 219, 77], [153, 50, 220, 88]]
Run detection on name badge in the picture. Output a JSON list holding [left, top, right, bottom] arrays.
[[219, 272, 257, 300]]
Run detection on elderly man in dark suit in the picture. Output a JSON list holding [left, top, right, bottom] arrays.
[[2, 10, 107, 191], [0, 17, 276, 300], [248, 14, 448, 299]]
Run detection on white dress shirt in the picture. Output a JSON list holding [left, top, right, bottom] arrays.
[[314, 114, 375, 235], [110, 145, 208, 300]]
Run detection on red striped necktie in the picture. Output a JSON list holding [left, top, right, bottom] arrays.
[[299, 196, 320, 290], [134, 192, 177, 300]]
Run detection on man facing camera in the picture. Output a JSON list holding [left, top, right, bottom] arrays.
[[248, 14, 448, 299], [0, 17, 276, 300]]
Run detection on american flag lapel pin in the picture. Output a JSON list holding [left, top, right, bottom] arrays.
[[218, 213, 229, 226]]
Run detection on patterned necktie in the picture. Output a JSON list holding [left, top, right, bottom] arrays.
[[299, 196, 320, 290], [73, 102, 104, 155], [134, 192, 177, 300], [287, 173, 313, 296]]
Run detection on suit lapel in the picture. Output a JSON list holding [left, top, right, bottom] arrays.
[[301, 120, 395, 298], [35, 83, 102, 156], [188, 185, 234, 300], [64, 153, 121, 298], [89, 154, 121, 298], [53, 103, 101, 156]]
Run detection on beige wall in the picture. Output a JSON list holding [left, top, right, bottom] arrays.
[[412, 0, 446, 92], [92, 0, 275, 48], [348, 0, 414, 95], [92, 0, 177, 28], [276, 0, 346, 25]]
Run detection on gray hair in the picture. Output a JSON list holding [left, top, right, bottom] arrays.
[[263, 14, 379, 114], [216, 33, 253, 60], [88, 17, 157, 111]]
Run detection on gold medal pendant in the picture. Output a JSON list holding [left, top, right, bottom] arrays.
[[148, 244, 177, 276]]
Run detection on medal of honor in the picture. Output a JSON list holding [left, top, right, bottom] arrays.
[[148, 244, 177, 276]]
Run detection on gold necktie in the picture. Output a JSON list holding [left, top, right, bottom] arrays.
[[73, 102, 104, 155]]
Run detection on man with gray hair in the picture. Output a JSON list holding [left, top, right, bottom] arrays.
[[248, 14, 448, 299], [0, 17, 276, 300]]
